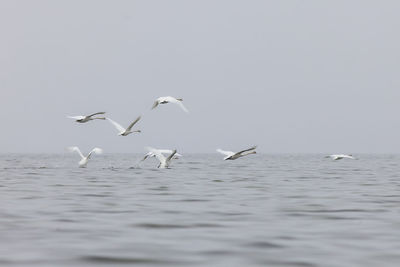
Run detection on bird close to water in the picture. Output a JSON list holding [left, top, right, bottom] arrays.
[[326, 154, 355, 160], [145, 147, 177, 168], [141, 149, 182, 162], [68, 147, 103, 167], [151, 96, 189, 113], [217, 146, 257, 160], [67, 112, 106, 123], [106, 116, 141, 136]]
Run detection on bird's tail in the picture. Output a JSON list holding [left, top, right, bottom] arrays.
[[176, 98, 183, 101]]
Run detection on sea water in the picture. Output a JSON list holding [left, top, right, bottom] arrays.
[[0, 154, 399, 266]]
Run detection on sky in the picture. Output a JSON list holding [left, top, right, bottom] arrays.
[[1, 0, 399, 153]]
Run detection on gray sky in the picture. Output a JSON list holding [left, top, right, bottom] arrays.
[[1, 0, 399, 153]]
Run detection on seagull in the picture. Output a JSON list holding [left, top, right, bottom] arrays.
[[106, 116, 141, 136], [145, 147, 177, 168], [68, 147, 103, 167], [326, 154, 355, 160], [141, 149, 182, 162], [67, 112, 106, 123], [151, 96, 189, 113], [217, 146, 257, 160]]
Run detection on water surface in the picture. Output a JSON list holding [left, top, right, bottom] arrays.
[[1, 154, 400, 266]]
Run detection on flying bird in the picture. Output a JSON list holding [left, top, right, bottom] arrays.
[[141, 149, 182, 162], [151, 96, 188, 113], [68, 147, 103, 167], [145, 147, 177, 168], [326, 154, 355, 160], [217, 146, 257, 160], [106, 116, 141, 136], [67, 112, 106, 123]]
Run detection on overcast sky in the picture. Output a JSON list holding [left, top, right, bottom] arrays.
[[1, 0, 399, 153]]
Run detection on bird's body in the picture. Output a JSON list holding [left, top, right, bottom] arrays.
[[146, 147, 177, 168], [106, 116, 141, 136], [68, 147, 103, 167], [151, 96, 188, 113], [217, 146, 257, 160], [326, 154, 355, 160], [67, 112, 106, 123]]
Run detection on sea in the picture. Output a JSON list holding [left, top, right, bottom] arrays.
[[1, 154, 400, 266]]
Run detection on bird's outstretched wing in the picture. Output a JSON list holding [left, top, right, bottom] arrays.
[[235, 146, 257, 156], [167, 97, 188, 113], [68, 146, 85, 159], [216, 149, 235, 157], [141, 153, 152, 162], [126, 116, 141, 131], [151, 101, 159, 109], [158, 149, 182, 157], [176, 101, 189, 113], [146, 147, 166, 164], [106, 118, 126, 132], [166, 150, 177, 163], [87, 112, 106, 117], [67, 116, 85, 120], [145, 150, 180, 160], [87, 147, 103, 159]]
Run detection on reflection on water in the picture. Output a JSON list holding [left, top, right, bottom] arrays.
[[0, 154, 400, 266]]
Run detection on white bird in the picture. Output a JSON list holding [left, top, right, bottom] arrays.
[[326, 154, 355, 160], [141, 150, 182, 162], [217, 146, 257, 160], [67, 112, 106, 123], [145, 147, 177, 168], [151, 96, 189, 113], [106, 116, 141, 136], [68, 147, 103, 167]]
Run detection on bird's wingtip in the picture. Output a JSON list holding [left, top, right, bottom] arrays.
[[94, 148, 103, 154]]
